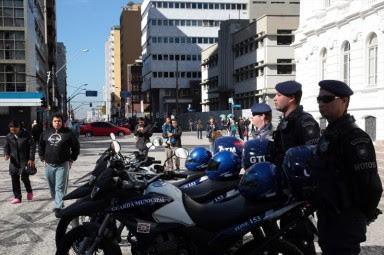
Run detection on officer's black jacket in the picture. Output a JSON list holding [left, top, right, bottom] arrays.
[[39, 127, 80, 165], [273, 106, 320, 165], [311, 114, 383, 219]]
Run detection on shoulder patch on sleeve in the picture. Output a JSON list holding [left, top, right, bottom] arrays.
[[351, 137, 370, 145], [302, 121, 316, 128]]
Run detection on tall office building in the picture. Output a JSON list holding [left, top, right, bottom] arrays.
[[0, 0, 56, 134], [120, 3, 142, 117], [202, 1, 299, 116], [104, 26, 121, 121], [141, 0, 248, 119]]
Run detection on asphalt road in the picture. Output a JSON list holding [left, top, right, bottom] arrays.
[[0, 132, 383, 254]]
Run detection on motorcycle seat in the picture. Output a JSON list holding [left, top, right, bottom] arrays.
[[168, 171, 206, 187], [183, 193, 287, 232], [181, 177, 240, 203]]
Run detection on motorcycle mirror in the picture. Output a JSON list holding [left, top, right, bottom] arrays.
[[110, 133, 116, 141], [112, 140, 121, 153], [146, 142, 155, 150], [174, 148, 189, 159], [152, 137, 163, 147]]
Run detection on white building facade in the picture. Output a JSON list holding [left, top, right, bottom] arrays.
[[294, 0, 384, 141], [104, 26, 121, 121], [141, 0, 248, 119]]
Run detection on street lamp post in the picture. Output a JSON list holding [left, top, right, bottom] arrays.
[[67, 83, 88, 119], [46, 48, 89, 121]]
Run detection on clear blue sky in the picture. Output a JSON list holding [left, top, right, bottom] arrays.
[[56, 0, 142, 118]]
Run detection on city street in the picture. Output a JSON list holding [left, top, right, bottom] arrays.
[[0, 132, 383, 254]]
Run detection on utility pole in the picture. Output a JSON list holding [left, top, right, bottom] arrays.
[[52, 65, 56, 109], [46, 71, 51, 121], [175, 59, 179, 117]]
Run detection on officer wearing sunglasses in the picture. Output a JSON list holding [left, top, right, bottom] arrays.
[[310, 80, 383, 255], [273, 80, 320, 255]]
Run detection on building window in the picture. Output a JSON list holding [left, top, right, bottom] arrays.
[[277, 30, 293, 45], [367, 34, 378, 86], [341, 41, 350, 85], [277, 59, 293, 74], [320, 48, 327, 80], [365, 116, 376, 141], [0, 64, 26, 92]]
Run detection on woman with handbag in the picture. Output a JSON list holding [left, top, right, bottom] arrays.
[[3, 121, 36, 204], [206, 116, 218, 153]]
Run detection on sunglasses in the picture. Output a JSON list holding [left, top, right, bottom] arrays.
[[316, 95, 341, 103], [252, 112, 263, 116]]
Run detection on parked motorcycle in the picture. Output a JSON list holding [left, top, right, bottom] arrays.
[[56, 141, 309, 255]]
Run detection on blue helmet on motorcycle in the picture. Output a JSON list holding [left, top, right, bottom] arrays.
[[242, 139, 274, 170], [283, 145, 316, 192], [214, 136, 244, 158], [239, 162, 282, 202], [205, 150, 241, 180], [185, 147, 212, 171]]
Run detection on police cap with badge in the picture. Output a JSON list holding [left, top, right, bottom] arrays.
[[318, 80, 354, 97], [275, 80, 302, 96], [251, 103, 271, 115]]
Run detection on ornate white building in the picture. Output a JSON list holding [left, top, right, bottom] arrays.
[[293, 0, 384, 141]]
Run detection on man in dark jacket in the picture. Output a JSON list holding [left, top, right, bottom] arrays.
[[39, 113, 80, 217], [167, 119, 182, 171], [3, 121, 36, 204], [273, 80, 320, 255], [134, 117, 152, 156], [311, 80, 383, 255]]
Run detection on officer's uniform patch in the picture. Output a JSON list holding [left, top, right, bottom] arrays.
[[356, 143, 369, 160], [351, 137, 370, 146], [319, 139, 329, 152]]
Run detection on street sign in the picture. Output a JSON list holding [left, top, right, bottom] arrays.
[[228, 97, 233, 104], [187, 108, 196, 112], [231, 104, 241, 108], [120, 91, 131, 98], [86, 90, 98, 97]]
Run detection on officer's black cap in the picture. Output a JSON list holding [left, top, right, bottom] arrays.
[[251, 103, 271, 114], [275, 80, 302, 96], [318, 80, 354, 97]]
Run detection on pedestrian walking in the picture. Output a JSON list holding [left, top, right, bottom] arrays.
[[134, 117, 153, 156], [196, 118, 203, 139], [237, 117, 245, 140], [71, 120, 80, 140], [244, 117, 250, 141], [229, 118, 237, 137], [39, 113, 80, 217], [31, 120, 43, 146], [3, 121, 36, 204], [250, 103, 273, 139], [162, 117, 172, 170], [273, 80, 320, 255], [206, 116, 218, 152], [167, 119, 182, 171], [311, 80, 383, 255], [189, 119, 194, 132]]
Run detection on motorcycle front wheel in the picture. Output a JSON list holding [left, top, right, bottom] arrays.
[[56, 225, 122, 255], [236, 238, 304, 255]]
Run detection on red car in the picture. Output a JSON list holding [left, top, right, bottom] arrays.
[[80, 122, 131, 137]]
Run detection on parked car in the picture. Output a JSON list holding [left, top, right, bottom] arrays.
[[80, 121, 131, 137]]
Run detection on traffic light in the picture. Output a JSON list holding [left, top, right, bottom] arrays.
[[89, 103, 92, 107], [40, 97, 47, 108]]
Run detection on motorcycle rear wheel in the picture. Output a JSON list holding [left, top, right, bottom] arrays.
[[236, 238, 304, 255], [56, 225, 122, 255]]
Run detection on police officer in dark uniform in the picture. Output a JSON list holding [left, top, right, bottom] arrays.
[[311, 80, 383, 255], [273, 80, 320, 255], [250, 103, 273, 139], [273, 80, 320, 165]]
